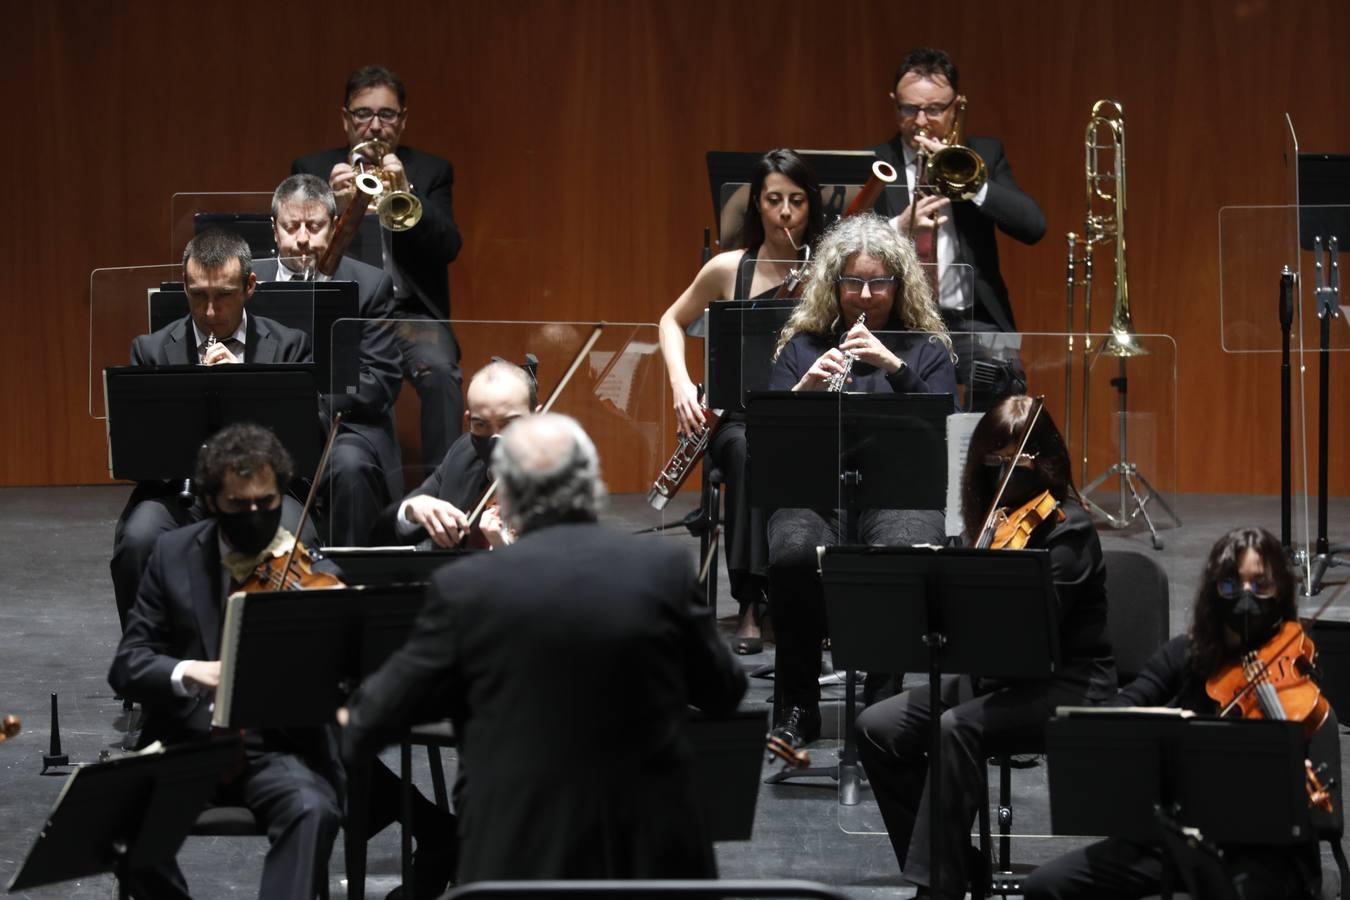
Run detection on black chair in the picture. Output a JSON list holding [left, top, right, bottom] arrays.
[[979, 548, 1171, 897], [191, 805, 332, 900]]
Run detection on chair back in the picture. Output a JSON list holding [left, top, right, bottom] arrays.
[[1103, 549, 1170, 683]]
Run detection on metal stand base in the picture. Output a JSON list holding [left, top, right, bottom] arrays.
[[1307, 547, 1350, 596]]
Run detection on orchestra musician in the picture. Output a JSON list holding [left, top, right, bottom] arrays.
[[765, 212, 956, 754], [255, 174, 405, 546], [657, 148, 826, 653], [109, 229, 314, 633], [292, 64, 465, 471], [339, 414, 747, 883], [869, 47, 1045, 409], [109, 423, 456, 900], [855, 394, 1115, 899], [1024, 526, 1326, 900], [370, 359, 541, 549]]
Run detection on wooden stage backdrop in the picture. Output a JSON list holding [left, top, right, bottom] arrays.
[[5, 0, 1350, 497]]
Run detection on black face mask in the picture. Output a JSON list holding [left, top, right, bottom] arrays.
[[986, 465, 1042, 509], [470, 433, 499, 466], [218, 505, 283, 556], [1223, 589, 1282, 651]]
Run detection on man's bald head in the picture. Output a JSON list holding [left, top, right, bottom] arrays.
[[465, 360, 536, 438], [493, 414, 604, 533]]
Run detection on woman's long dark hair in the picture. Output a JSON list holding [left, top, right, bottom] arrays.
[[739, 148, 825, 252], [1188, 527, 1298, 678], [960, 395, 1078, 542]]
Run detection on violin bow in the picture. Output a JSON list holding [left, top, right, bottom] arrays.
[[275, 411, 344, 580], [974, 395, 1045, 549], [1218, 576, 1350, 717], [461, 323, 607, 533]]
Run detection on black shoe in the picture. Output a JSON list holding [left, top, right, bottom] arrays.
[[766, 704, 821, 767]]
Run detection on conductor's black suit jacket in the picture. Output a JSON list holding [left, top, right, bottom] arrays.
[[870, 133, 1046, 332], [290, 144, 463, 319], [344, 521, 749, 882], [253, 256, 405, 501], [108, 518, 341, 783]]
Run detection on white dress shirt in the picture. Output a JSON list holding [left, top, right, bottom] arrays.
[[902, 142, 989, 314]]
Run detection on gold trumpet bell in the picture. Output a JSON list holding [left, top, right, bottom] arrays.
[[377, 190, 422, 231]]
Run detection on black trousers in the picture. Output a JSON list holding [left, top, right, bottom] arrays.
[[126, 744, 342, 900], [706, 419, 767, 604], [1022, 836, 1320, 900], [856, 674, 1091, 898], [392, 312, 463, 472], [322, 428, 397, 547], [111, 489, 313, 632], [766, 507, 943, 716]]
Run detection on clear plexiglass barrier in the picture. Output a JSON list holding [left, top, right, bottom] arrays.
[[169, 192, 276, 262], [324, 318, 677, 546], [88, 260, 316, 420]]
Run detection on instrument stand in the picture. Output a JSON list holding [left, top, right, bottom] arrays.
[[1080, 354, 1180, 550], [41, 692, 69, 774], [1280, 268, 1296, 554], [1306, 236, 1349, 595]]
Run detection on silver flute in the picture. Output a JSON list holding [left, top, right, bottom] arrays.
[[825, 313, 866, 392]]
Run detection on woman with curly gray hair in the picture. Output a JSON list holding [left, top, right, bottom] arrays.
[[764, 213, 956, 762], [771, 211, 954, 395]]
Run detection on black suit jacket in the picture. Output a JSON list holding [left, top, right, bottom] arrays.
[[130, 312, 311, 366], [870, 134, 1046, 331], [291, 144, 462, 319], [370, 432, 486, 545], [344, 521, 748, 882], [108, 518, 342, 783], [253, 256, 405, 500]]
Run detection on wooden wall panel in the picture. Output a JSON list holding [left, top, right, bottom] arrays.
[[4, 0, 1350, 495]]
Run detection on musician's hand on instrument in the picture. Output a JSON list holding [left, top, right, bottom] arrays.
[[380, 154, 404, 181], [404, 496, 469, 548], [183, 660, 221, 693], [914, 132, 946, 156], [329, 162, 357, 204], [672, 381, 706, 436], [335, 707, 350, 727], [479, 506, 513, 549], [841, 324, 904, 374], [795, 348, 850, 391], [201, 341, 242, 366], [891, 195, 950, 236]]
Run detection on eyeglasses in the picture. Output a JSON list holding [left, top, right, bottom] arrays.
[[1216, 577, 1279, 600], [983, 452, 1037, 470], [895, 97, 957, 120], [346, 107, 404, 125], [837, 275, 897, 295]]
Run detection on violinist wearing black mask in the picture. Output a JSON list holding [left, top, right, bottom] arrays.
[[856, 394, 1117, 899], [374, 359, 541, 548], [1024, 526, 1326, 900]]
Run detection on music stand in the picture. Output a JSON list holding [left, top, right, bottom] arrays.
[[1295, 153, 1350, 594], [193, 212, 276, 258], [704, 299, 795, 412], [746, 391, 948, 798], [104, 364, 320, 481], [320, 546, 476, 586], [151, 280, 362, 396], [687, 707, 768, 842], [8, 740, 238, 899], [820, 545, 1058, 899]]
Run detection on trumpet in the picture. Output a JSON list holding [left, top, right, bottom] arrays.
[[349, 139, 423, 231], [916, 96, 986, 201], [826, 313, 866, 392]]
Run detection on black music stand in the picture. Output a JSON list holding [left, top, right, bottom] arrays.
[[1047, 711, 1318, 900], [211, 581, 473, 900], [104, 365, 320, 481], [193, 212, 276, 257], [687, 707, 769, 842], [820, 545, 1058, 899], [7, 740, 238, 899], [704, 299, 795, 412], [746, 391, 949, 797], [320, 547, 476, 586], [151, 280, 362, 396]]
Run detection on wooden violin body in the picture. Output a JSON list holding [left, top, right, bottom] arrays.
[[986, 489, 1063, 551], [238, 540, 344, 592]]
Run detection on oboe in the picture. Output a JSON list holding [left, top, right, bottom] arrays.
[[199, 332, 217, 364], [825, 313, 865, 392]]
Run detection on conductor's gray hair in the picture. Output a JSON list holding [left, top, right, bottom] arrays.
[[492, 414, 606, 533]]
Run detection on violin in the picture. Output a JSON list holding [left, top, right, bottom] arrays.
[[974, 396, 1062, 550], [0, 714, 20, 744], [1204, 578, 1350, 813]]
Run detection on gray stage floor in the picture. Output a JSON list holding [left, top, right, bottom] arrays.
[[1, 485, 1347, 898]]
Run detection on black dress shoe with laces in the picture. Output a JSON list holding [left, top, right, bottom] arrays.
[[765, 704, 821, 767]]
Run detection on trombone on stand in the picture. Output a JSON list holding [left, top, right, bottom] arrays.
[[1063, 100, 1178, 549]]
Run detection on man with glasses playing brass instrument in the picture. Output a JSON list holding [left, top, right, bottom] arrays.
[[292, 64, 465, 474], [869, 47, 1045, 410]]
